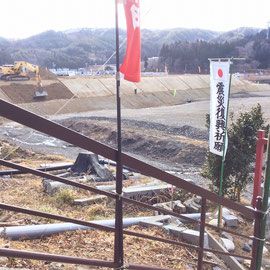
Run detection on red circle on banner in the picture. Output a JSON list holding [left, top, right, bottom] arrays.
[[218, 69, 223, 78]]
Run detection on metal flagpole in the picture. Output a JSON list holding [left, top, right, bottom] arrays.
[[217, 57, 233, 227], [114, 0, 124, 267]]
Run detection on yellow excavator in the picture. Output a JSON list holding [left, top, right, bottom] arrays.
[[0, 61, 48, 98]]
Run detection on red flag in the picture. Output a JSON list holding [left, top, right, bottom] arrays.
[[120, 0, 141, 82]]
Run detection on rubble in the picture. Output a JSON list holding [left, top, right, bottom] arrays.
[[223, 214, 238, 227], [183, 197, 201, 213], [221, 237, 235, 252], [122, 184, 170, 200], [73, 195, 107, 206], [153, 200, 186, 214]]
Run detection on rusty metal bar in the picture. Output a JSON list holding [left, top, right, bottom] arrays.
[[252, 131, 268, 208], [0, 163, 72, 176], [197, 198, 206, 269], [114, 2, 124, 266], [0, 99, 255, 219], [128, 264, 171, 270], [0, 203, 253, 261], [0, 159, 117, 200], [0, 248, 116, 268], [202, 247, 252, 260], [123, 229, 199, 250], [123, 229, 253, 260], [205, 222, 254, 240], [0, 159, 256, 241], [251, 196, 263, 269], [0, 202, 115, 233]]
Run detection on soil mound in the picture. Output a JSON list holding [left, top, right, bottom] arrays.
[[59, 118, 207, 167], [1, 82, 74, 104], [28, 67, 57, 80]]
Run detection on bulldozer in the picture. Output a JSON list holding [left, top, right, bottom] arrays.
[[0, 61, 48, 98]]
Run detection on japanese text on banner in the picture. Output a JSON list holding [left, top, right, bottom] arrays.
[[209, 61, 230, 156]]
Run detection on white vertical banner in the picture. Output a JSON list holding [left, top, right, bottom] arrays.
[[209, 61, 230, 157]]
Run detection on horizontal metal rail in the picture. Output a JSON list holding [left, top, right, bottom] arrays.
[[0, 202, 252, 262], [0, 248, 116, 268], [123, 230, 252, 261], [0, 99, 258, 269], [128, 264, 172, 270], [0, 159, 255, 241], [0, 159, 117, 200], [0, 164, 72, 176], [0, 202, 115, 233], [0, 99, 255, 219]]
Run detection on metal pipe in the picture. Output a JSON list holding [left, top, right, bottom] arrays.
[[0, 248, 116, 268], [0, 163, 73, 176], [114, 0, 124, 266], [0, 216, 151, 240], [252, 130, 268, 208]]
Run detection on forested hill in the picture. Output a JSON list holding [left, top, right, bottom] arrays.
[[158, 29, 270, 73], [0, 27, 264, 69]]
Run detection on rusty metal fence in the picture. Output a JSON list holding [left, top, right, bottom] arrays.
[[0, 98, 264, 269]]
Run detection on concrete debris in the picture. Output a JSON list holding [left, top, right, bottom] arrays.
[[221, 232, 233, 241], [207, 230, 245, 270], [222, 214, 238, 227], [235, 257, 244, 263], [146, 215, 171, 225], [163, 225, 186, 237], [73, 195, 107, 206], [183, 197, 201, 213], [43, 176, 88, 194], [209, 219, 224, 227], [215, 207, 231, 217], [153, 200, 186, 215], [220, 237, 235, 252], [122, 184, 170, 200], [181, 229, 209, 248], [242, 243, 251, 252], [169, 216, 185, 227], [96, 184, 115, 191]]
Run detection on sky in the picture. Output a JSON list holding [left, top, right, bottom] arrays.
[[1, 0, 270, 39]]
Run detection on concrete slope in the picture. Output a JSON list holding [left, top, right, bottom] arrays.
[[0, 87, 12, 103], [2, 74, 269, 116]]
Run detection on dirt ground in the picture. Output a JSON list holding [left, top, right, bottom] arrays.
[[0, 82, 74, 104]]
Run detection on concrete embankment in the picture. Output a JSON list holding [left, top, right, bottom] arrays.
[[0, 74, 269, 116]]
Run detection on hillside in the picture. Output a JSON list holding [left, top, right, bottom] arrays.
[[0, 27, 264, 69]]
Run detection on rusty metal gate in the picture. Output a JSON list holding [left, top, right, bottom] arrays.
[[0, 98, 263, 269]]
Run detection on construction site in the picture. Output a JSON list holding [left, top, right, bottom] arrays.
[[0, 65, 270, 270]]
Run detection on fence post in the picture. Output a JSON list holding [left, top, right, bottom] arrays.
[[252, 130, 267, 208], [251, 196, 262, 270], [197, 197, 206, 270], [256, 133, 270, 270]]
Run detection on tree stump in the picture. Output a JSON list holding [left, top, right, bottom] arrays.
[[71, 152, 114, 181]]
